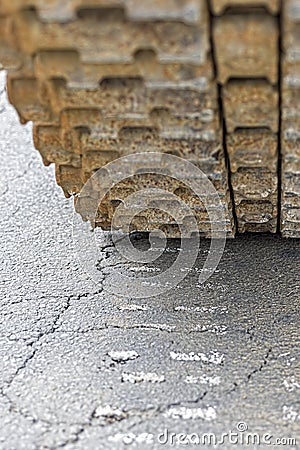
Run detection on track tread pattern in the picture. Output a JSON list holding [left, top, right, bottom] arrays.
[[0, 0, 299, 237]]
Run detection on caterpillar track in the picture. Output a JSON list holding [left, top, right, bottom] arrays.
[[0, 0, 299, 237]]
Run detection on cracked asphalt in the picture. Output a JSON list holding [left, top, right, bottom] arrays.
[[0, 71, 300, 449]]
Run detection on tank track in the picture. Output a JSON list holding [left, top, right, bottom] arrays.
[[0, 0, 299, 237]]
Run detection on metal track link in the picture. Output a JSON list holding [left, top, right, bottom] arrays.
[[0, 0, 299, 237], [281, 0, 300, 237], [0, 0, 202, 23], [210, 0, 280, 15], [0, 0, 235, 237], [212, 1, 280, 233]]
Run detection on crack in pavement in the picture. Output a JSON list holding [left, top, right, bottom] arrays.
[[226, 347, 273, 396], [246, 347, 273, 382], [0, 297, 73, 405], [52, 391, 210, 449], [0, 288, 104, 433]]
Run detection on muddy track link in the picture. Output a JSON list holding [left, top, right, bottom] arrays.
[[281, 0, 300, 237], [0, 0, 299, 237]]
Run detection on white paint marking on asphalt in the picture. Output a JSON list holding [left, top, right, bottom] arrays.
[[129, 266, 161, 272], [278, 353, 297, 366], [121, 372, 165, 383], [197, 324, 228, 334], [117, 304, 149, 311], [282, 405, 300, 423], [136, 323, 176, 332], [165, 406, 217, 421], [283, 376, 300, 392], [174, 305, 228, 314], [185, 374, 221, 386], [108, 350, 139, 362], [94, 405, 127, 419], [170, 351, 224, 365]]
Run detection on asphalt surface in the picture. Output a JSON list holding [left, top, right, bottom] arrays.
[[0, 71, 300, 450]]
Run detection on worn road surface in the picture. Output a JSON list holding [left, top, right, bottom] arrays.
[[0, 71, 300, 449]]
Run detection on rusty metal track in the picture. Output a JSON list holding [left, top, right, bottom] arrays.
[[281, 0, 300, 237], [212, 2, 280, 234], [0, 0, 299, 237]]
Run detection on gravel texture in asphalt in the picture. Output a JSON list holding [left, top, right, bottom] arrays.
[[0, 71, 300, 449]]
